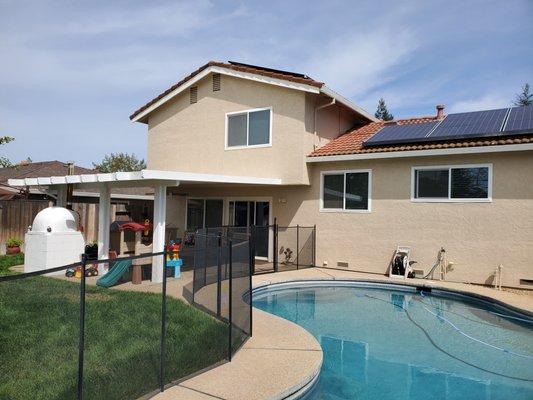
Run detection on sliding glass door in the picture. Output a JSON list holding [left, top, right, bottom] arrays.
[[228, 200, 270, 258]]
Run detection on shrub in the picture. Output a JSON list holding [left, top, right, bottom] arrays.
[[6, 237, 23, 248]]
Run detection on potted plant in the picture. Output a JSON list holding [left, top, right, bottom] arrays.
[[6, 237, 23, 254]]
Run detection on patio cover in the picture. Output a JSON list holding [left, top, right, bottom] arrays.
[[9, 169, 281, 282]]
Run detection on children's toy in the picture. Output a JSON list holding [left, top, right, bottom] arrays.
[[166, 240, 182, 278]]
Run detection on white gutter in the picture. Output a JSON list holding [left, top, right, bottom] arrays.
[[306, 143, 533, 163], [320, 86, 378, 122]]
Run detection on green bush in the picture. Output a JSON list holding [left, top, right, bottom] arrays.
[[6, 237, 23, 247]]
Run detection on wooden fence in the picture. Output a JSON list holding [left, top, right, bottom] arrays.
[[0, 199, 129, 254]]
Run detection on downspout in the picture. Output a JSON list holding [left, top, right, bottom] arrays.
[[314, 98, 336, 149]]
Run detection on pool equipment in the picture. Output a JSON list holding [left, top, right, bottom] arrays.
[[388, 246, 416, 278], [24, 207, 85, 273], [422, 247, 446, 279]]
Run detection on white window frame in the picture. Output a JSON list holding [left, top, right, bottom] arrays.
[[410, 163, 493, 203], [225, 106, 273, 150], [319, 169, 372, 213]]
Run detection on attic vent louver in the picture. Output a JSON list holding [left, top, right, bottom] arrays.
[[213, 73, 221, 91], [190, 86, 198, 104]]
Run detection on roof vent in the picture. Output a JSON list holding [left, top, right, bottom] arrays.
[[212, 73, 221, 92], [190, 86, 198, 104], [436, 104, 445, 119]]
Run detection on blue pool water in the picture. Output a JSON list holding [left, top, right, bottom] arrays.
[[253, 284, 533, 400]]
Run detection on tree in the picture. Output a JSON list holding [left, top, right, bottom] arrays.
[[513, 83, 532, 106], [375, 98, 394, 121], [0, 136, 15, 168], [93, 152, 146, 173]]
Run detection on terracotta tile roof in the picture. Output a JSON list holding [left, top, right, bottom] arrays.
[[309, 116, 533, 157], [130, 61, 324, 121]]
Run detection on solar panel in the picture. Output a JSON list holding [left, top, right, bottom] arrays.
[[429, 108, 508, 140], [364, 121, 438, 146], [503, 104, 533, 133]]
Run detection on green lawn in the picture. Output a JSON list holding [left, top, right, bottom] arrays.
[[0, 276, 229, 400], [0, 253, 24, 276]]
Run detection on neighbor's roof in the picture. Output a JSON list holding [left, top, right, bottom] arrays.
[[0, 161, 154, 198], [308, 116, 533, 158], [129, 61, 377, 123], [0, 161, 93, 183]]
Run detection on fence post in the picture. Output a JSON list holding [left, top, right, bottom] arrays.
[[160, 250, 168, 392], [273, 218, 278, 272], [296, 224, 299, 269], [77, 253, 88, 400], [228, 239, 233, 361], [313, 224, 317, 267], [248, 234, 254, 337], [217, 233, 222, 318]]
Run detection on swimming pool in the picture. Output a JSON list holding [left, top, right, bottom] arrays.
[[253, 282, 533, 400]]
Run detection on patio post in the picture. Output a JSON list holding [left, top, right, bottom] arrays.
[[56, 185, 67, 207], [97, 184, 110, 274], [152, 184, 167, 283]]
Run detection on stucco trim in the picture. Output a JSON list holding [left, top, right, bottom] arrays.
[[410, 163, 493, 203], [319, 169, 372, 213], [306, 143, 533, 162]]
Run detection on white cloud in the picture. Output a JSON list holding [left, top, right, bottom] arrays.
[[448, 93, 511, 113], [302, 28, 418, 97]]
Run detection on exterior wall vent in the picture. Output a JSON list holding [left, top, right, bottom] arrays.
[[520, 279, 533, 286], [337, 261, 349, 268], [212, 73, 221, 91], [190, 86, 198, 104]]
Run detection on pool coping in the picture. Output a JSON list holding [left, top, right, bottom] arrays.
[[153, 268, 531, 400]]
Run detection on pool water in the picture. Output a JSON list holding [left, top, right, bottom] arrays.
[[253, 284, 533, 400]]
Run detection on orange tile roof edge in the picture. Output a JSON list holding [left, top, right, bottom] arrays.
[[308, 117, 533, 157]]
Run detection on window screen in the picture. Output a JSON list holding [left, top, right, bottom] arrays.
[[345, 172, 369, 210], [415, 170, 449, 198], [227, 114, 247, 147]]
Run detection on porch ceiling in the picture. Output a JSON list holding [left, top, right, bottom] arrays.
[[7, 169, 283, 189]]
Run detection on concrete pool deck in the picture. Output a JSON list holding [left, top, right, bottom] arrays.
[[48, 265, 532, 399], [149, 267, 532, 400]]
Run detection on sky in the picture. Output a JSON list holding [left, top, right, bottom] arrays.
[[1, 0, 532, 167]]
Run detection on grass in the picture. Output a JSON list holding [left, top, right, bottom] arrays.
[[0, 276, 229, 400], [0, 253, 24, 276]]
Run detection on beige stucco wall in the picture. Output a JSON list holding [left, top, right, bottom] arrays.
[[147, 75, 312, 184], [146, 75, 362, 185], [165, 151, 533, 288]]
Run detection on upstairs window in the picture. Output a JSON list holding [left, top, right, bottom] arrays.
[[321, 170, 371, 212], [226, 107, 272, 149], [412, 164, 492, 202]]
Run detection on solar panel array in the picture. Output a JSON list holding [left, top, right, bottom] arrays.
[[363, 121, 439, 146], [364, 104, 533, 147], [504, 104, 533, 133]]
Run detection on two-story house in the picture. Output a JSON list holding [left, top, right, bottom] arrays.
[[127, 61, 533, 289]]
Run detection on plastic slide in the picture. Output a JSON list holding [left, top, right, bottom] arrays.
[[96, 259, 132, 288]]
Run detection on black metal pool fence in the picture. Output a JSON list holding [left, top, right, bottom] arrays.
[[189, 222, 316, 274], [0, 231, 252, 400]]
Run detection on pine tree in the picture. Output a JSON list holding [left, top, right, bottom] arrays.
[[375, 98, 394, 121], [513, 83, 532, 106]]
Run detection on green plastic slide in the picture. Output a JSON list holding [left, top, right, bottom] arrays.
[[96, 259, 132, 288]]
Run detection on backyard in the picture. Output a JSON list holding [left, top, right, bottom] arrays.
[[0, 274, 229, 400]]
